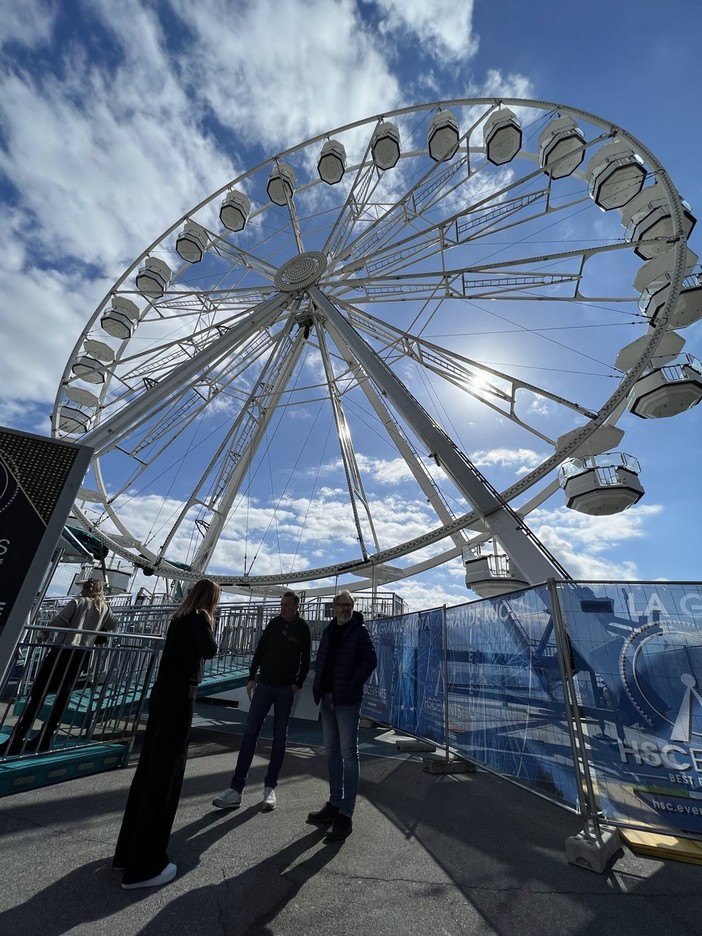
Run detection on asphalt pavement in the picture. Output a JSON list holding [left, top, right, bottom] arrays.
[[1, 700, 701, 936]]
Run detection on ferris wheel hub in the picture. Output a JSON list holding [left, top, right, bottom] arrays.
[[274, 251, 327, 293]]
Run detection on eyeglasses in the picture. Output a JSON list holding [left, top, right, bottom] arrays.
[[335, 602, 353, 608]]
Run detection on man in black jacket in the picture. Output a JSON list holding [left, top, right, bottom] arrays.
[[213, 591, 311, 812], [307, 590, 377, 841]]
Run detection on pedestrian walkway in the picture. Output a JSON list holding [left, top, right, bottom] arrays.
[[1, 701, 701, 936]]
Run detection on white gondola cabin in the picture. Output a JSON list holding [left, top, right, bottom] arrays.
[[628, 354, 702, 418], [559, 453, 644, 515], [176, 220, 208, 264], [220, 190, 251, 232], [620, 185, 696, 260], [371, 122, 401, 170], [267, 163, 296, 206], [136, 257, 172, 297], [101, 296, 139, 340], [587, 141, 645, 210], [483, 107, 522, 165], [538, 115, 585, 178], [463, 545, 529, 597], [58, 406, 90, 433], [71, 355, 105, 384], [427, 109, 459, 162], [318, 140, 347, 184]]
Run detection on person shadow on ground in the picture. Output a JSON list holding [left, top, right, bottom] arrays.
[[134, 827, 338, 936], [0, 858, 127, 936], [0, 815, 336, 936]]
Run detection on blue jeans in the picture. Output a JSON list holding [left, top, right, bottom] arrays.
[[320, 697, 361, 817], [230, 682, 295, 791]]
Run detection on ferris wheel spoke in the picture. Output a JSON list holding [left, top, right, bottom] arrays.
[[316, 326, 379, 560], [344, 303, 598, 431], [325, 140, 400, 261], [333, 237, 642, 309], [329, 150, 471, 278], [207, 238, 280, 281], [137, 285, 278, 316], [321, 308, 466, 546], [310, 285, 565, 584], [80, 291, 290, 455], [158, 315, 308, 571], [330, 145, 551, 281]]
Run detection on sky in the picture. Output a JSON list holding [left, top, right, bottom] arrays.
[[1, 0, 701, 612]]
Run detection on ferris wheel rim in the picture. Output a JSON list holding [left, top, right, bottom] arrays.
[[54, 97, 693, 589]]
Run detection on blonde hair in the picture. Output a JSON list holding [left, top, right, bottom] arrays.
[[81, 578, 107, 611], [173, 578, 221, 625]]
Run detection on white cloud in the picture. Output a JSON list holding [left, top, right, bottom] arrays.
[[530, 502, 663, 579], [478, 68, 533, 102], [0, 0, 411, 429], [1, 0, 55, 47], [372, 0, 479, 63], [471, 447, 543, 471], [168, 0, 403, 150]]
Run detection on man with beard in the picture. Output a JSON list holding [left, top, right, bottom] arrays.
[[307, 590, 377, 841]]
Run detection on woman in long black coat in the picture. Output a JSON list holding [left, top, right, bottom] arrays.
[[113, 578, 219, 889]]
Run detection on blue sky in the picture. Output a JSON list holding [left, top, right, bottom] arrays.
[[1, 0, 701, 611]]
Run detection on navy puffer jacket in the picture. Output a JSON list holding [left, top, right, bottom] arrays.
[[313, 611, 377, 706]]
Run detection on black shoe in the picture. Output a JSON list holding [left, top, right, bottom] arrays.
[[307, 802, 339, 825], [325, 814, 352, 842]]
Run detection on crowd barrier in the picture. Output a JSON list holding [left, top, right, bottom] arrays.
[[361, 580, 702, 843], [5, 581, 702, 849]]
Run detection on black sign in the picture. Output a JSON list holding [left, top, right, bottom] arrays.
[[0, 427, 93, 650]]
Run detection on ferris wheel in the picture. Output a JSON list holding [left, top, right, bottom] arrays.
[[52, 98, 701, 597]]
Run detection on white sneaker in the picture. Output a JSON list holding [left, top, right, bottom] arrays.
[[212, 788, 242, 809], [122, 862, 177, 890], [262, 786, 277, 811]]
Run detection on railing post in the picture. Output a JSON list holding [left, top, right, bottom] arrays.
[[442, 604, 449, 761], [547, 578, 621, 872]]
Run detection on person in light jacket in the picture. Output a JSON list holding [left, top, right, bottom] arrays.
[[4, 578, 117, 755], [307, 590, 377, 842]]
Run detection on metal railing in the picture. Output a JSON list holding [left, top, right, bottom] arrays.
[[0, 624, 162, 757], [0, 590, 402, 764]]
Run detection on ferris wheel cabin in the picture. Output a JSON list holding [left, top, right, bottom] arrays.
[[136, 256, 172, 297], [219, 190, 251, 232], [586, 141, 647, 211], [538, 115, 585, 178], [620, 184, 696, 260], [100, 296, 140, 340], [317, 140, 347, 184], [176, 220, 209, 264], [427, 109, 460, 162], [558, 453, 644, 516], [462, 545, 529, 597], [483, 107, 522, 165], [370, 121, 401, 170]]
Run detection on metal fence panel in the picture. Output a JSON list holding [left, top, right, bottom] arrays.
[[363, 588, 580, 809], [556, 581, 702, 837]]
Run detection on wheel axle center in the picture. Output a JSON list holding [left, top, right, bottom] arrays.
[[274, 251, 327, 292]]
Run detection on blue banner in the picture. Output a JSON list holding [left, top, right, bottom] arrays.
[[363, 581, 702, 836], [557, 581, 702, 836], [363, 590, 580, 807]]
